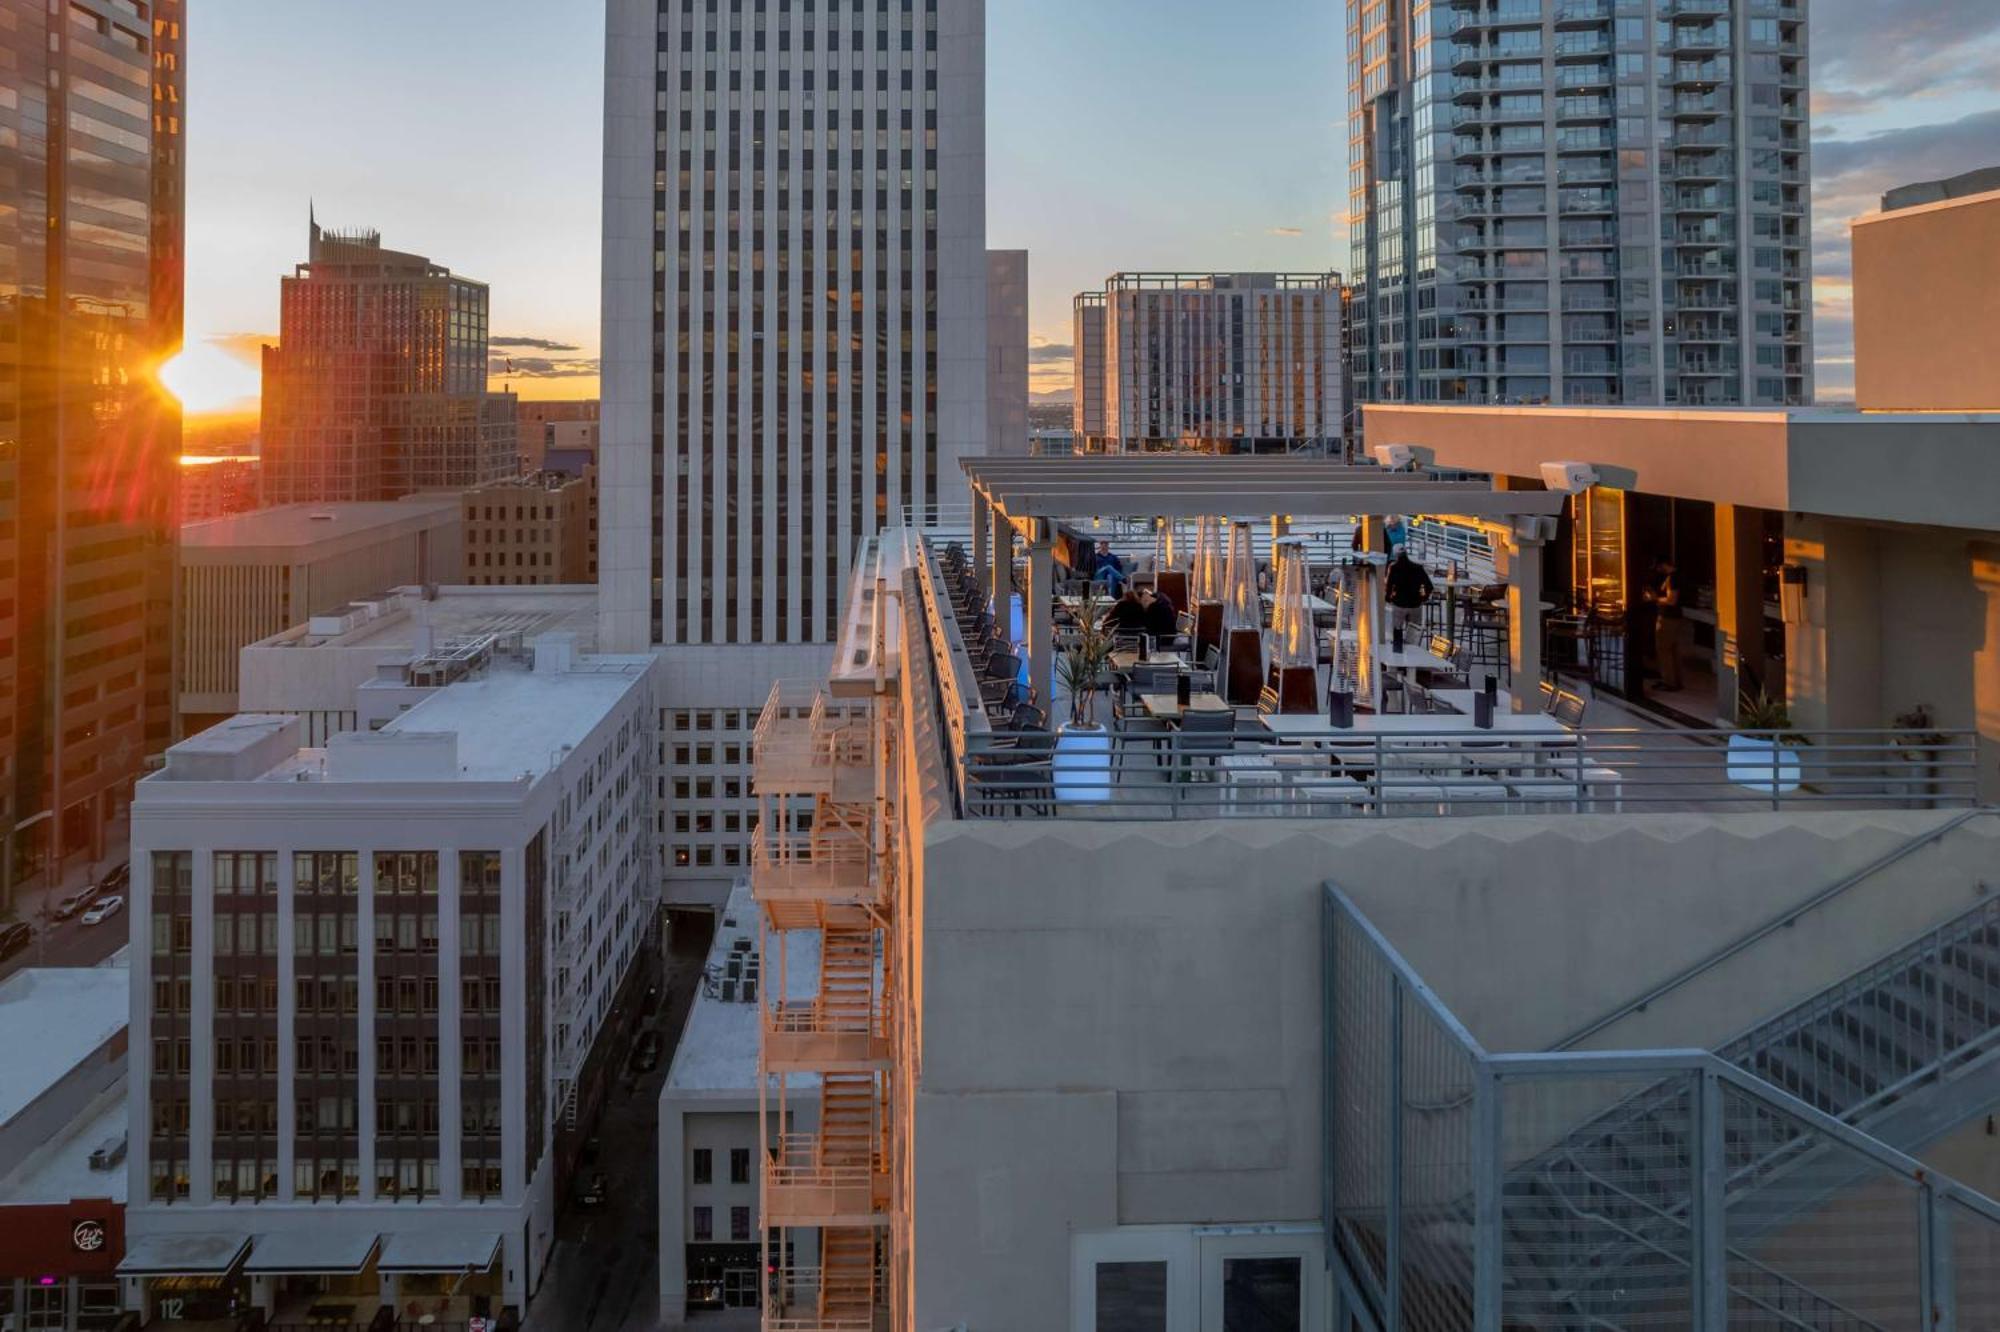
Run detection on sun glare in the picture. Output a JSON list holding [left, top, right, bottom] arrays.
[[158, 342, 261, 416]]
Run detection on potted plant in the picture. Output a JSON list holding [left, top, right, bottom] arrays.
[[1892, 704, 1952, 805], [1727, 686, 1804, 795], [1053, 589, 1115, 802]]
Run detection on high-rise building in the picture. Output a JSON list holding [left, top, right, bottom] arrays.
[[0, 0, 185, 901], [1345, 0, 1811, 410], [512, 398, 599, 472], [1069, 272, 1347, 454], [260, 223, 517, 505], [601, 0, 989, 905]]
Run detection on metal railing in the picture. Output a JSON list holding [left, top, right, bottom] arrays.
[[955, 726, 1978, 821], [764, 1264, 880, 1332], [1324, 885, 2000, 1332]]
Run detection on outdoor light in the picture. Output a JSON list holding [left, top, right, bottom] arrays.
[[1371, 442, 1417, 470], [1538, 460, 1600, 494]]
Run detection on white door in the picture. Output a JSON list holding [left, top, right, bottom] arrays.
[[1072, 1228, 1198, 1332], [1074, 1227, 1326, 1332], [1196, 1229, 1324, 1332]]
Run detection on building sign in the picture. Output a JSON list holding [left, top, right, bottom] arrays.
[[72, 1218, 107, 1253]]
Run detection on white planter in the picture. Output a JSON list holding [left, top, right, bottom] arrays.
[[1053, 723, 1113, 803], [1727, 734, 1802, 794]]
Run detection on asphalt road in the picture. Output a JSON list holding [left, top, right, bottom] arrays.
[[529, 918, 711, 1332], [0, 892, 130, 982]]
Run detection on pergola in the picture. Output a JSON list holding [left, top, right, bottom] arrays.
[[961, 456, 1571, 714]]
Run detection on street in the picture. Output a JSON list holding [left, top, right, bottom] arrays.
[[0, 854, 130, 983], [528, 915, 711, 1332]]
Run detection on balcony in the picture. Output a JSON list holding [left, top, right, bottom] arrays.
[[763, 1134, 889, 1227], [753, 681, 874, 801], [764, 999, 891, 1073], [751, 828, 881, 928]]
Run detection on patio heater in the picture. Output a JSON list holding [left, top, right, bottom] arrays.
[[1268, 537, 1319, 713], [1189, 515, 1225, 662], [1221, 520, 1265, 706], [1154, 517, 1190, 611]]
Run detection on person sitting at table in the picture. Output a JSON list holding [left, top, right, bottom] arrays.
[[1093, 539, 1128, 594], [1140, 585, 1180, 647], [1101, 586, 1149, 635], [1385, 549, 1435, 638]]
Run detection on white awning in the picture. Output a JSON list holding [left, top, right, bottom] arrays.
[[244, 1229, 380, 1275], [117, 1232, 251, 1277], [377, 1230, 503, 1274]]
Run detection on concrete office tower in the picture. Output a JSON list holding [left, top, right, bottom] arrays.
[[601, 0, 988, 904], [0, 0, 184, 900], [986, 250, 1029, 456], [1346, 0, 1811, 409], [1069, 273, 1347, 454], [260, 222, 517, 505], [125, 639, 658, 1317]]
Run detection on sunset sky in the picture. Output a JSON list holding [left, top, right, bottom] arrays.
[[178, 0, 2000, 417]]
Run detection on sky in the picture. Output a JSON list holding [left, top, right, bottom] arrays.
[[174, 0, 2000, 417]]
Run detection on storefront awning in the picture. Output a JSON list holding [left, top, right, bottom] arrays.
[[117, 1232, 251, 1277], [377, 1230, 503, 1274], [244, 1229, 380, 1276]]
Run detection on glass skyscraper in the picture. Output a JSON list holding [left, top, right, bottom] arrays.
[[1346, 0, 1811, 410]]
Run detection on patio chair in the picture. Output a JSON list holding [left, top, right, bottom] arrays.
[[1168, 707, 1238, 781], [967, 726, 1056, 816], [1550, 689, 1588, 728]]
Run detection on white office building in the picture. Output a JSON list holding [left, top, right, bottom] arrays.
[[121, 636, 657, 1322], [1071, 272, 1346, 454], [601, 0, 989, 907]]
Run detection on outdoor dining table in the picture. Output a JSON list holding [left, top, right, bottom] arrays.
[[1139, 692, 1231, 722], [1109, 650, 1190, 672], [1427, 685, 1521, 715]]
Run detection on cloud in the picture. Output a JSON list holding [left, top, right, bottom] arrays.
[[491, 335, 581, 352], [1810, 0, 2000, 117], [1267, 226, 1304, 238], [1028, 342, 1073, 363], [490, 355, 600, 380], [1810, 110, 2000, 284]]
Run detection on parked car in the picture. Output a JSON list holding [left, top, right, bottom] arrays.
[[52, 888, 98, 921], [571, 1171, 608, 1209], [629, 1030, 663, 1073], [0, 921, 30, 960], [98, 862, 130, 894], [80, 895, 124, 926]]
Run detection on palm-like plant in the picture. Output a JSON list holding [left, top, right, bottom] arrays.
[[1057, 587, 1115, 726]]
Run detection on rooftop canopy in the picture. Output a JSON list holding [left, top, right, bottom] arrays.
[[960, 455, 1568, 522]]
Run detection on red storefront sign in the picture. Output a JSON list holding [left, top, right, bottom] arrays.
[[0, 1199, 125, 1280]]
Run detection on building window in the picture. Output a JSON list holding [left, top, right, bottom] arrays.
[[730, 1205, 750, 1241], [692, 1148, 712, 1185], [729, 1147, 750, 1184], [692, 1206, 713, 1242]]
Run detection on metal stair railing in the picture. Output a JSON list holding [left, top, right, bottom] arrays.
[[1554, 807, 1996, 1051], [1323, 883, 2000, 1332]]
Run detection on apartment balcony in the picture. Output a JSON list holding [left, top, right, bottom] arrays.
[[1552, 0, 1610, 25], [1558, 188, 1615, 213], [1552, 33, 1609, 58], [1671, 62, 1729, 87], [1670, 23, 1729, 53], [1555, 62, 1612, 90], [1670, 93, 1731, 118], [1560, 289, 1617, 312], [764, 1134, 889, 1228], [753, 681, 874, 801]]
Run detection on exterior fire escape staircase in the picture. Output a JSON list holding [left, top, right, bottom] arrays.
[[752, 681, 894, 1332]]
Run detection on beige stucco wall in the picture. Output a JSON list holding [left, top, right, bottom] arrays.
[[906, 808, 2000, 1331], [1364, 403, 1792, 510], [1853, 190, 2000, 412]]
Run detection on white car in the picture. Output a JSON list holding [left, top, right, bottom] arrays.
[[80, 895, 123, 926]]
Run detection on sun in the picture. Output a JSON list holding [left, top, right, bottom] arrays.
[[158, 342, 262, 416]]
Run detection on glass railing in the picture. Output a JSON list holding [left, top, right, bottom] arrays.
[[1325, 886, 2000, 1332]]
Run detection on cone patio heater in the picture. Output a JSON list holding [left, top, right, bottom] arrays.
[[1189, 515, 1225, 664], [1154, 517, 1189, 612], [1269, 536, 1319, 713], [1221, 521, 1265, 706]]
